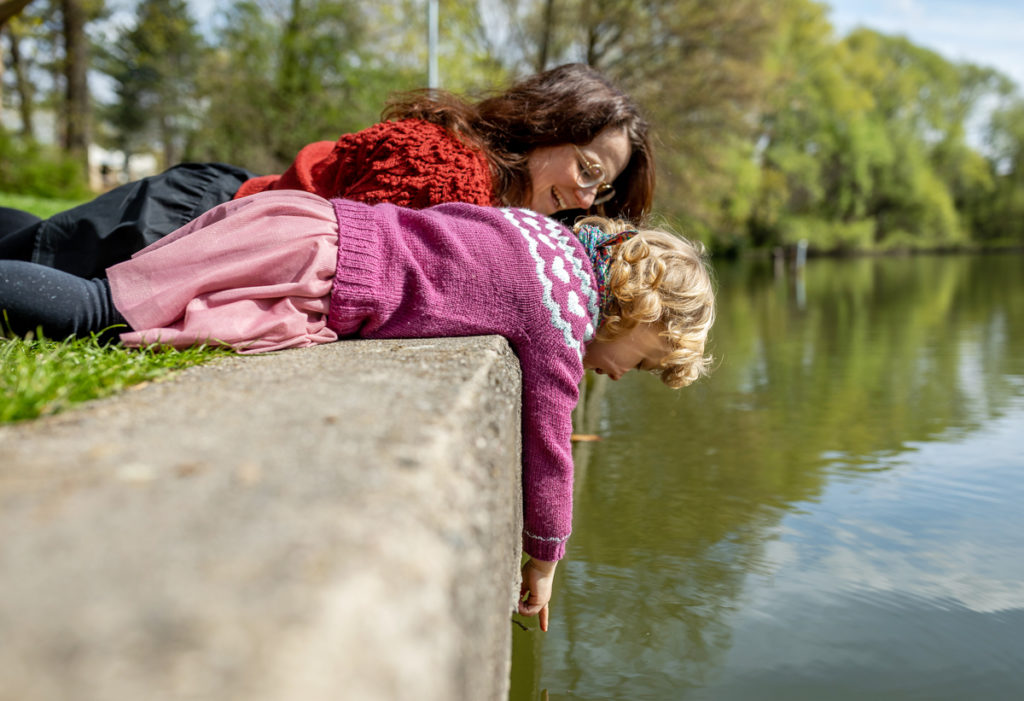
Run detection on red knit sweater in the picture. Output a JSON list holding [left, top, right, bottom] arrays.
[[234, 119, 496, 209]]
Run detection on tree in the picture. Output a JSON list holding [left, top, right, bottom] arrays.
[[535, 0, 555, 71], [2, 14, 38, 138], [836, 29, 1008, 246], [187, 0, 506, 171], [747, 9, 1017, 252], [187, 0, 377, 170], [0, 0, 35, 108], [975, 97, 1024, 242], [97, 0, 205, 169], [60, 0, 89, 172]]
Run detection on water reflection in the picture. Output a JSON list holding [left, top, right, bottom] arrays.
[[511, 253, 1024, 700]]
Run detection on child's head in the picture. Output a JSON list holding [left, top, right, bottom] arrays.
[[577, 216, 716, 389]]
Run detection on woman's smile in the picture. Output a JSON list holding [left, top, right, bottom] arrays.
[[527, 126, 631, 215]]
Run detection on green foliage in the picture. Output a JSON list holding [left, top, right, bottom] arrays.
[[0, 333, 229, 424], [744, 0, 1022, 252], [0, 191, 88, 217], [185, 0, 510, 173], [778, 216, 875, 252], [752, 0, 869, 246], [0, 130, 91, 199], [969, 96, 1024, 242]]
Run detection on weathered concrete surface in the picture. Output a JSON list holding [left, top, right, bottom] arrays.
[[0, 336, 523, 701]]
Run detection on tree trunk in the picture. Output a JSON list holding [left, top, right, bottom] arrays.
[[0, 27, 4, 109], [279, 0, 302, 95], [535, 0, 556, 72], [160, 115, 177, 169], [6, 22, 35, 139], [1, 0, 36, 112], [61, 0, 90, 173]]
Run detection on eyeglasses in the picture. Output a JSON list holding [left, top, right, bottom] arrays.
[[573, 145, 616, 206]]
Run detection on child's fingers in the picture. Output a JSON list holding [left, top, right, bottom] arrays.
[[518, 583, 534, 614], [518, 596, 543, 616], [518, 558, 555, 624], [518, 599, 550, 630]]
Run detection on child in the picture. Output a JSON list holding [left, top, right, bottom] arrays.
[[0, 190, 715, 629]]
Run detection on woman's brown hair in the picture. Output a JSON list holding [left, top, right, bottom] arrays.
[[383, 63, 655, 221]]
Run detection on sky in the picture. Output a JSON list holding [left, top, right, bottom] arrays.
[[825, 0, 1024, 90]]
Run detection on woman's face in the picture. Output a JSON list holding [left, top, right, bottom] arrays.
[[525, 126, 632, 215]]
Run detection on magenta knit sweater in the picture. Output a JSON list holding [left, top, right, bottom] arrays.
[[327, 199, 600, 561]]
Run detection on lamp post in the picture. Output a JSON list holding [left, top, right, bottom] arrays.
[[427, 0, 438, 88]]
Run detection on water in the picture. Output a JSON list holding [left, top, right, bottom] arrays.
[[510, 253, 1024, 700]]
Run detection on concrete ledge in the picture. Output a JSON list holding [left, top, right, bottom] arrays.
[[0, 337, 523, 701]]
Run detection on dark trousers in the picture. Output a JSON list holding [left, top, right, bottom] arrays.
[[0, 207, 43, 260], [0, 260, 127, 344]]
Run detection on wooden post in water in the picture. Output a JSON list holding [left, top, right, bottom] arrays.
[[795, 239, 808, 309], [795, 239, 808, 272]]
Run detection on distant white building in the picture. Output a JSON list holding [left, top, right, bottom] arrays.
[[88, 144, 158, 190]]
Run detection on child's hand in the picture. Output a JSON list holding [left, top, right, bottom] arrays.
[[519, 557, 558, 631]]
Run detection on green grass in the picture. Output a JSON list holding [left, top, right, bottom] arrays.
[[0, 191, 89, 218], [1, 191, 231, 424], [1, 333, 230, 424]]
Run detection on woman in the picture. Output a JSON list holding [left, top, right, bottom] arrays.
[[0, 63, 654, 279]]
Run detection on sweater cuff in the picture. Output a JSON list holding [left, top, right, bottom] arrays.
[[327, 198, 383, 335], [523, 529, 569, 562]]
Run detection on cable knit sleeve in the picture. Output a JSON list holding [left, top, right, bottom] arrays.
[[493, 208, 602, 562], [234, 120, 495, 208], [517, 349, 584, 561]]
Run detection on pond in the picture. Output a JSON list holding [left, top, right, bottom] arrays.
[[510, 252, 1024, 700]]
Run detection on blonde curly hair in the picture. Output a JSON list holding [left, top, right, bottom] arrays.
[[577, 216, 716, 388]]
